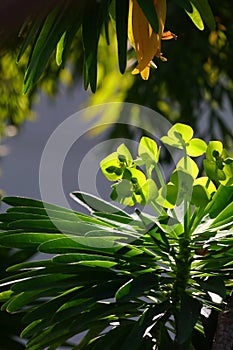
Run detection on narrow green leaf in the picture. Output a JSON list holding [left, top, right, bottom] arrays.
[[82, 3, 99, 92], [0, 232, 63, 249], [6, 206, 108, 226], [38, 236, 124, 255], [115, 272, 157, 302], [0, 212, 49, 223], [23, 3, 82, 93], [23, 5, 63, 93], [82, 0, 110, 92], [184, 1, 204, 30], [56, 31, 66, 65], [6, 290, 53, 312], [11, 274, 77, 293], [196, 277, 226, 299], [210, 200, 233, 229], [137, 0, 158, 33], [176, 294, 201, 344], [116, 0, 129, 73], [6, 259, 52, 272], [21, 320, 44, 339], [121, 302, 169, 349], [52, 253, 115, 264], [17, 18, 43, 63], [207, 185, 233, 218], [70, 191, 131, 217], [191, 0, 216, 30], [93, 212, 142, 227]]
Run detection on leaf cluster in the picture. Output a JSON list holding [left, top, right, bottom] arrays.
[[0, 123, 233, 349]]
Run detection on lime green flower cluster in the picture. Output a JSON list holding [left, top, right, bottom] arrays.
[[101, 123, 233, 212]]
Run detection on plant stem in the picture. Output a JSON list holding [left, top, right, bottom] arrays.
[[154, 162, 165, 187], [171, 236, 191, 304], [183, 147, 191, 235]]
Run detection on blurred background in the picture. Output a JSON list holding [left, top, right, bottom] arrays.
[[0, 0, 233, 348]]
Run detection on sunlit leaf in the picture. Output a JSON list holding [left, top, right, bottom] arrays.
[[186, 138, 207, 157], [138, 136, 159, 163], [176, 156, 199, 179], [191, 0, 216, 30]]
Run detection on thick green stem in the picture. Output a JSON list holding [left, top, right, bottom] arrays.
[[171, 236, 192, 304], [183, 147, 191, 235], [171, 235, 192, 349]]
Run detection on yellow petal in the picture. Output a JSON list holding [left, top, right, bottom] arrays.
[[132, 65, 150, 80], [154, 0, 166, 36], [153, 0, 166, 58], [128, 0, 169, 79], [128, 0, 158, 78]]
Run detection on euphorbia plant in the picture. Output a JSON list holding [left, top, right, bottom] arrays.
[[0, 123, 233, 349]]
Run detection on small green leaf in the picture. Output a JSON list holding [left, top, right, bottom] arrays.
[[168, 123, 193, 143], [141, 179, 158, 203], [206, 141, 223, 161], [111, 180, 135, 206], [203, 159, 226, 181], [117, 143, 133, 166], [138, 136, 159, 163], [191, 177, 216, 206], [186, 138, 207, 157], [56, 31, 66, 65], [6, 290, 51, 312], [161, 123, 194, 150], [158, 183, 177, 209], [176, 156, 199, 179], [100, 151, 123, 181]]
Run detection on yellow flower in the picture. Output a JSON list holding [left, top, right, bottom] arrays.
[[128, 0, 176, 80]]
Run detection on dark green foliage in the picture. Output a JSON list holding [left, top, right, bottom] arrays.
[[10, 0, 215, 93], [0, 247, 35, 349]]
